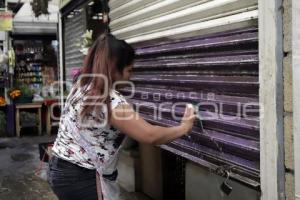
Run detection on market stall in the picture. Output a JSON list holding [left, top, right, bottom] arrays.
[[8, 37, 61, 136], [0, 1, 61, 137]]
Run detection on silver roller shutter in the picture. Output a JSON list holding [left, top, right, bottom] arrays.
[[64, 8, 86, 81], [110, 0, 258, 42]]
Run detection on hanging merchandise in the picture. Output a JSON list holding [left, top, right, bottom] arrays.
[[8, 48, 15, 68], [30, 0, 49, 18], [0, 49, 8, 71], [78, 30, 93, 55]]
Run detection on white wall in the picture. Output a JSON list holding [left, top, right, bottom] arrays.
[[259, 0, 285, 199], [292, 0, 300, 199]]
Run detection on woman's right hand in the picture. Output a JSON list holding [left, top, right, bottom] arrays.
[[180, 104, 197, 135], [111, 103, 197, 145]]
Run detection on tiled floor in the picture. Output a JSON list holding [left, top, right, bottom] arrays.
[[0, 135, 151, 200]]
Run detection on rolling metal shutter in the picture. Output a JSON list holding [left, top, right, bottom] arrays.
[[109, 0, 259, 188], [63, 8, 86, 81]]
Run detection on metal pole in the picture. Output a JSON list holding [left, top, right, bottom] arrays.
[[58, 12, 64, 109]]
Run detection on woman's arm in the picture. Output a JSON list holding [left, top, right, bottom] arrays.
[[110, 104, 196, 145]]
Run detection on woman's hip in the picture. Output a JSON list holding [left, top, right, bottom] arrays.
[[47, 156, 98, 200], [48, 156, 96, 185]]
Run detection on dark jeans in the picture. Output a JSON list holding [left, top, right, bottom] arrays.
[[48, 156, 98, 200]]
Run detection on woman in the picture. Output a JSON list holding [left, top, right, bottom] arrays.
[[48, 33, 196, 200]]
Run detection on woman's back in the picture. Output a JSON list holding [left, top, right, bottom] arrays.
[[52, 87, 128, 170]]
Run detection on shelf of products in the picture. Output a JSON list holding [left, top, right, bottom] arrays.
[[15, 63, 43, 84], [10, 39, 59, 104], [14, 41, 44, 90]]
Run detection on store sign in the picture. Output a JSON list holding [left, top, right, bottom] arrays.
[[0, 11, 12, 31]]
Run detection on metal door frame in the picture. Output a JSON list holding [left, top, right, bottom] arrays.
[[259, 0, 285, 199]]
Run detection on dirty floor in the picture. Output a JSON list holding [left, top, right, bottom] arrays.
[[0, 135, 151, 200]]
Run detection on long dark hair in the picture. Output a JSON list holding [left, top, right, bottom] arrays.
[[71, 33, 135, 119]]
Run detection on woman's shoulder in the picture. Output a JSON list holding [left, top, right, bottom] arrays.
[[110, 89, 123, 98], [110, 89, 128, 109]]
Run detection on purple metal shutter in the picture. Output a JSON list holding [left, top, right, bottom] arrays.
[[119, 27, 259, 188], [109, 0, 259, 189]]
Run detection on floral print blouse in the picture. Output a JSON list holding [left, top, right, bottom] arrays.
[[52, 87, 128, 170]]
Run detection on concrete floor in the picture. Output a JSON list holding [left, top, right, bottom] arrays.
[[0, 135, 151, 200]]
